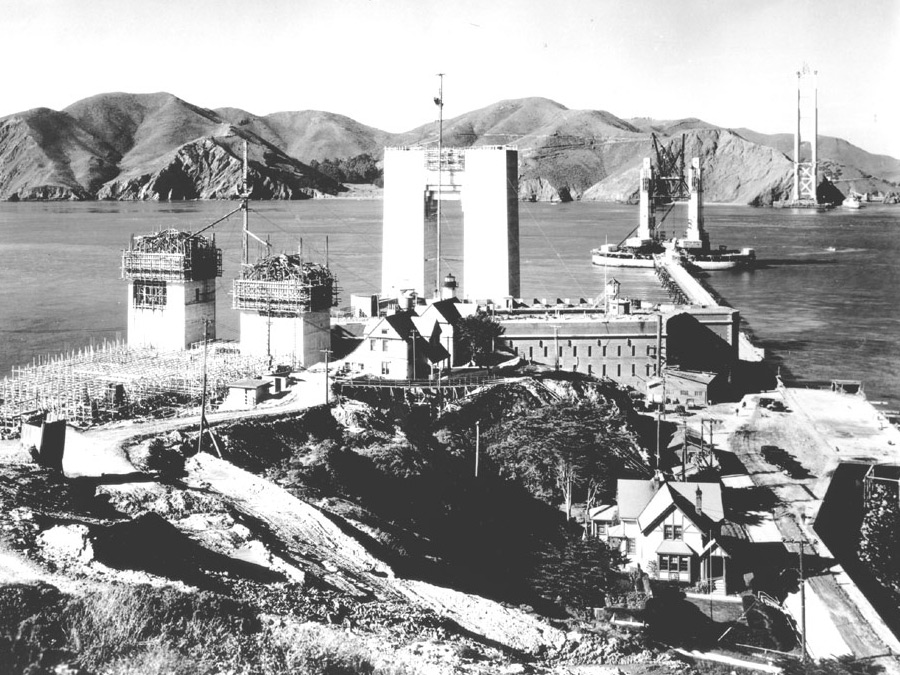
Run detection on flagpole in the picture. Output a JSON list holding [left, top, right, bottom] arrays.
[[435, 73, 444, 298]]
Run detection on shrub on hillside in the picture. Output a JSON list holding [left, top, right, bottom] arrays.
[[527, 534, 625, 616], [63, 585, 258, 671], [144, 438, 186, 479], [743, 600, 796, 651]]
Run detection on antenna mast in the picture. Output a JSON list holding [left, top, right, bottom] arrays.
[[241, 140, 250, 269], [435, 73, 444, 298]]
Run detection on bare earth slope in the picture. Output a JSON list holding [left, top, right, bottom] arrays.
[[184, 452, 566, 654]]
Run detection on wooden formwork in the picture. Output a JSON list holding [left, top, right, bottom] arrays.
[[0, 340, 269, 429], [122, 229, 222, 282]]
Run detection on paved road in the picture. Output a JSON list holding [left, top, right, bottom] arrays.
[[728, 389, 900, 671]]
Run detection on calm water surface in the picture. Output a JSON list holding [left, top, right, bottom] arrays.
[[1, 200, 898, 408]]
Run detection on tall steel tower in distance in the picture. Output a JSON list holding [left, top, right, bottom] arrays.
[[792, 64, 819, 205]]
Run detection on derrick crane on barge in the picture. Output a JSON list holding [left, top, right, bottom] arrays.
[[592, 134, 755, 270]]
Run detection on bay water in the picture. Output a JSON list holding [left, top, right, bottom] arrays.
[[1, 200, 897, 408]]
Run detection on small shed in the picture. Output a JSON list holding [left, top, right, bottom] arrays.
[[264, 369, 291, 394], [588, 504, 619, 538], [831, 379, 863, 395], [20, 417, 66, 471], [226, 379, 271, 407], [648, 368, 728, 407]]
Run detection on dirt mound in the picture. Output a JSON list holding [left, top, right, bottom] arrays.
[[90, 512, 284, 590]]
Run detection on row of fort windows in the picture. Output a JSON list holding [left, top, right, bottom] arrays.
[[507, 340, 657, 359]]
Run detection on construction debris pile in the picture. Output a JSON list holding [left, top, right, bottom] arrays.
[[122, 229, 223, 282], [0, 341, 270, 432], [232, 254, 339, 316]]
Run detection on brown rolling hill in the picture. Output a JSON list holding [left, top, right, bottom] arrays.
[[0, 92, 896, 203]]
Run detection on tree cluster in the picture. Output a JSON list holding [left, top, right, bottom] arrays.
[[309, 154, 382, 185], [484, 400, 649, 521], [858, 481, 900, 593]]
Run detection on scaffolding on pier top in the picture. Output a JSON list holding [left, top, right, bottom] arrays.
[[232, 253, 339, 316], [122, 229, 223, 282]]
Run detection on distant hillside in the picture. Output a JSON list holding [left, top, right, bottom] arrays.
[[0, 93, 344, 201], [733, 127, 900, 189], [0, 92, 897, 204], [215, 107, 391, 164]]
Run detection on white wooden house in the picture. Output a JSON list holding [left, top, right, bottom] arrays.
[[344, 310, 450, 379], [594, 477, 735, 593]]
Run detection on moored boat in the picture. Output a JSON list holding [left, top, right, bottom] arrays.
[[591, 243, 659, 268], [683, 247, 756, 270]]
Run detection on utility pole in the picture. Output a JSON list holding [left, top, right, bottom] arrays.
[[197, 318, 209, 457], [475, 420, 480, 478], [321, 349, 333, 404], [195, 319, 220, 458], [553, 325, 560, 370], [241, 141, 249, 268], [410, 327, 418, 381], [655, 374, 666, 471], [784, 539, 810, 662]]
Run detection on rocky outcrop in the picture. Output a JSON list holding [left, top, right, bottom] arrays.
[[519, 177, 570, 202], [582, 129, 797, 205], [10, 185, 91, 201], [96, 137, 343, 201], [582, 165, 641, 203]]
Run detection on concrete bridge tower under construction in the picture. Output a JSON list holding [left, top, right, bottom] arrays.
[[232, 255, 338, 368], [381, 145, 520, 304], [121, 229, 222, 351]]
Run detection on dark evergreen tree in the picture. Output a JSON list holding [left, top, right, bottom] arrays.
[[485, 401, 649, 518], [858, 482, 900, 593], [456, 312, 505, 367]]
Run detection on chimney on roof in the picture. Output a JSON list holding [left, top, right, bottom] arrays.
[[695, 485, 703, 515]]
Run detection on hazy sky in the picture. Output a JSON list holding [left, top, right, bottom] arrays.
[[2, 0, 898, 157]]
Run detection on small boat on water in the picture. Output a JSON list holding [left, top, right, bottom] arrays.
[[683, 246, 756, 270], [591, 243, 659, 268], [842, 195, 864, 209]]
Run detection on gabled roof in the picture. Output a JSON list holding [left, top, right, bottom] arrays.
[[637, 484, 683, 533], [411, 315, 439, 340], [667, 428, 703, 451], [589, 504, 618, 522], [383, 311, 419, 340], [362, 311, 450, 364], [664, 368, 721, 386], [669, 482, 723, 522], [423, 298, 463, 324], [617, 478, 724, 534], [656, 539, 694, 556], [617, 479, 659, 520]]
